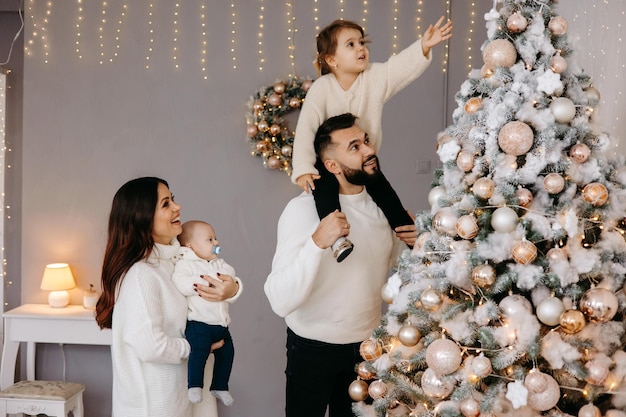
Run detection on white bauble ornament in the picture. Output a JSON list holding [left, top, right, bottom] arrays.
[[547, 247, 567, 262], [460, 398, 481, 417], [491, 206, 518, 233], [584, 86, 601, 103], [500, 295, 532, 317], [507, 12, 528, 33], [471, 354, 492, 378], [433, 207, 459, 237], [473, 177, 495, 199], [512, 240, 537, 265], [524, 371, 548, 393], [579, 404, 602, 417], [368, 380, 387, 399], [582, 182, 609, 206], [348, 379, 369, 401], [543, 173, 565, 194], [420, 288, 443, 311], [498, 121, 534, 156], [536, 297, 565, 326], [457, 151, 475, 172], [381, 283, 396, 304], [548, 16, 568, 36], [526, 373, 560, 411], [585, 360, 609, 385], [456, 215, 479, 240], [580, 287, 619, 322], [472, 264, 496, 288], [398, 324, 421, 347], [515, 188, 533, 207], [421, 368, 455, 399], [570, 143, 591, 163], [550, 97, 576, 123], [426, 339, 462, 376], [483, 39, 517, 68], [550, 55, 567, 74], [428, 186, 447, 207], [559, 309, 586, 334]]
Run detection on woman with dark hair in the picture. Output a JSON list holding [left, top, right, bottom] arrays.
[[96, 177, 239, 417]]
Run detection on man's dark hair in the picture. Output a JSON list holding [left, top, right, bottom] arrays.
[[313, 113, 358, 158]]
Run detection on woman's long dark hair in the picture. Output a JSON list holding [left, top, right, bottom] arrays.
[[95, 177, 168, 329]]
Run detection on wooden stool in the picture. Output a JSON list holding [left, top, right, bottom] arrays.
[[0, 380, 84, 417]]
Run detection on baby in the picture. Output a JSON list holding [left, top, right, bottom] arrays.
[[172, 220, 243, 406]]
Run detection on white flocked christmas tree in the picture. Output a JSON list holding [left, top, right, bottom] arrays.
[[351, 1, 626, 416]]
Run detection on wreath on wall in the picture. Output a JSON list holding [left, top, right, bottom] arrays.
[[245, 77, 313, 176]]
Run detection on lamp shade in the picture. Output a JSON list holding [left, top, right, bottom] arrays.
[[41, 263, 76, 308]]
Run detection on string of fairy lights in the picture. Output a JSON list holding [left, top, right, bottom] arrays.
[[0, 70, 7, 307]]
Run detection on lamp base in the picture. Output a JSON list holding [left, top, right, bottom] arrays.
[[48, 290, 70, 308]]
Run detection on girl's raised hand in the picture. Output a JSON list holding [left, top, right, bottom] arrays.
[[422, 16, 453, 55]]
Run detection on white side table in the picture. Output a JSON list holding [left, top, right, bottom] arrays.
[[0, 304, 112, 390]]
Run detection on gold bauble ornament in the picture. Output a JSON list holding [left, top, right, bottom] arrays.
[[559, 309, 586, 334], [368, 380, 387, 399], [582, 183, 609, 206], [483, 39, 517, 69], [498, 121, 534, 156], [398, 323, 421, 347], [273, 82, 286, 94], [432, 207, 459, 237], [473, 177, 495, 199], [281, 144, 293, 156], [268, 93, 282, 106], [359, 339, 383, 361], [257, 120, 269, 132], [456, 214, 479, 240], [267, 156, 282, 170], [348, 379, 369, 401], [512, 240, 537, 264], [269, 123, 281, 136], [543, 173, 565, 194], [507, 12, 528, 33], [472, 264, 496, 287], [456, 150, 475, 172], [548, 16, 568, 36], [580, 287, 619, 322], [550, 54, 567, 74], [460, 398, 481, 417], [515, 188, 533, 207], [480, 65, 494, 78], [578, 404, 602, 417], [288, 97, 301, 108], [253, 100, 264, 112], [357, 361, 376, 380], [247, 125, 259, 137], [464, 97, 483, 114], [255, 141, 269, 153], [301, 79, 313, 91], [420, 288, 443, 311]]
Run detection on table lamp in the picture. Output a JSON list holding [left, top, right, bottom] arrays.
[[40, 263, 76, 308]]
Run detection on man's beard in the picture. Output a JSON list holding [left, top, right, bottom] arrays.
[[339, 155, 382, 185]]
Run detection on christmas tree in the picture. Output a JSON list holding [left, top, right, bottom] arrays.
[[350, 1, 626, 416]]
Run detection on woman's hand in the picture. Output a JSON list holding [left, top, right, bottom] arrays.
[[194, 273, 239, 301]]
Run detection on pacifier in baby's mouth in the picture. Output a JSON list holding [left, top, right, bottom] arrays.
[[212, 246, 221, 255]]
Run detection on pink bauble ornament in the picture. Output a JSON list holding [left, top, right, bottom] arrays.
[[357, 361, 376, 380], [550, 55, 567, 74], [507, 12, 528, 33], [273, 82, 286, 94], [428, 186, 447, 207], [499, 295, 532, 317], [585, 360, 609, 385], [570, 143, 591, 163], [289, 97, 301, 108], [543, 173, 565, 194], [491, 206, 518, 233], [582, 183, 609, 206], [550, 97, 576, 123], [267, 156, 282, 169], [257, 120, 269, 132], [585, 86, 601, 104], [580, 287, 619, 322], [536, 297, 565, 326], [421, 368, 455, 399], [359, 339, 383, 361], [512, 240, 537, 264], [472, 264, 496, 288], [420, 288, 443, 311], [471, 354, 493, 378], [473, 177, 495, 199], [301, 79, 313, 91], [281, 144, 293, 156], [253, 100, 264, 112], [464, 97, 483, 114], [348, 379, 369, 401], [457, 151, 475, 172], [483, 39, 517, 69], [547, 247, 567, 262], [398, 323, 421, 347], [559, 309, 586, 334], [433, 207, 459, 237], [579, 404, 602, 417], [456, 215, 479, 240], [525, 371, 548, 393], [426, 339, 462, 376], [548, 16, 568, 36], [515, 188, 533, 207], [460, 398, 481, 417], [256, 141, 269, 153], [247, 124, 259, 137], [268, 93, 282, 106], [368, 380, 387, 399], [498, 121, 534, 156], [269, 123, 281, 136], [526, 373, 560, 411]]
